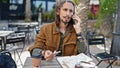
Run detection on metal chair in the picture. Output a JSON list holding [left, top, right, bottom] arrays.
[[0, 38, 2, 50], [87, 34, 117, 68], [17, 25, 35, 44], [6, 31, 26, 66], [8, 24, 17, 31]]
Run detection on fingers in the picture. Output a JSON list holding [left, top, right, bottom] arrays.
[[45, 56, 54, 61], [72, 14, 81, 24], [44, 50, 54, 61], [72, 14, 81, 33]]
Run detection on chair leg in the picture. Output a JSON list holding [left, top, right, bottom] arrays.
[[108, 60, 112, 68], [18, 42, 25, 58], [11, 43, 24, 66], [96, 59, 117, 68], [87, 45, 93, 58], [87, 51, 92, 58], [14, 50, 16, 61], [16, 42, 25, 66], [106, 59, 117, 68], [96, 60, 103, 66], [13, 43, 16, 61], [16, 50, 23, 66]]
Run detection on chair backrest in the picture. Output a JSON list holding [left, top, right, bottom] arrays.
[[8, 24, 17, 30], [87, 34, 107, 53], [6, 32, 26, 44], [87, 34, 105, 45], [88, 36, 105, 45]]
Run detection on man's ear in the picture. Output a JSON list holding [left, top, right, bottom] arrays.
[[56, 12, 59, 15], [56, 8, 60, 15]]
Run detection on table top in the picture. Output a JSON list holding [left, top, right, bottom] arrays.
[[0, 31, 14, 37], [23, 57, 61, 68], [8, 22, 38, 26]]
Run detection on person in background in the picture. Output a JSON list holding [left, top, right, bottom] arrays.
[[28, 0, 87, 68]]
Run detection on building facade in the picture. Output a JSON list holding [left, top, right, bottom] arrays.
[[0, 0, 55, 20]]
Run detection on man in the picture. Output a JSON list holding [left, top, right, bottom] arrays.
[[28, 0, 87, 68]]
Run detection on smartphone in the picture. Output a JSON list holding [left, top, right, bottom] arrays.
[[70, 18, 75, 25]]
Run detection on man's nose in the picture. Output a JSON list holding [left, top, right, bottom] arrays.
[[66, 11, 71, 15]]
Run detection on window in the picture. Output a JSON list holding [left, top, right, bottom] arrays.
[[9, 0, 23, 4], [48, 2, 55, 11], [33, 1, 45, 9]]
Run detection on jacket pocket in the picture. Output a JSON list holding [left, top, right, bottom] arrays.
[[64, 42, 76, 56], [45, 42, 56, 51]]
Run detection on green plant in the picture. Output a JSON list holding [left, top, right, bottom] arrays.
[[2, 0, 8, 3], [42, 12, 50, 21], [88, 11, 99, 20], [50, 9, 55, 20], [37, 3, 42, 12], [95, 0, 118, 28], [73, 0, 80, 5], [32, 3, 42, 15], [42, 4, 55, 22]]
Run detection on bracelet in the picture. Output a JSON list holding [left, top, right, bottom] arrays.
[[76, 32, 82, 36]]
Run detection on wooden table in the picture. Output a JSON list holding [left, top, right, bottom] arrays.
[[23, 57, 61, 68]]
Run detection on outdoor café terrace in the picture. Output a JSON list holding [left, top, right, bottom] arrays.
[[0, 20, 120, 68]]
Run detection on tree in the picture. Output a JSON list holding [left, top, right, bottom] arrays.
[[95, 0, 118, 37], [73, 0, 90, 34], [111, 0, 120, 57], [25, 0, 31, 22]]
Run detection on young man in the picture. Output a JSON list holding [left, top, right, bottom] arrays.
[[28, 0, 87, 68]]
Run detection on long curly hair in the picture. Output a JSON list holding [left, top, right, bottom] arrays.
[[55, 0, 75, 27]]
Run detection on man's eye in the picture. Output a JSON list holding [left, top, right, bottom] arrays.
[[70, 10, 73, 13], [63, 9, 67, 11]]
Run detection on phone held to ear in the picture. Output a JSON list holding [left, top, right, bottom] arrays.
[[71, 18, 75, 25]]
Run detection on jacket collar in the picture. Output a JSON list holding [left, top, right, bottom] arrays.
[[52, 22, 76, 34]]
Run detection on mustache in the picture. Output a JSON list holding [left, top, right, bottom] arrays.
[[63, 16, 71, 19]]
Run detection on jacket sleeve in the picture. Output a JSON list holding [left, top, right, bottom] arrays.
[[77, 38, 87, 54], [28, 26, 46, 53]]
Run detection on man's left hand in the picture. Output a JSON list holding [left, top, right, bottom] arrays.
[[72, 14, 82, 33]]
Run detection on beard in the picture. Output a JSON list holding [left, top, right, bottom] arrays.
[[62, 20, 69, 25]]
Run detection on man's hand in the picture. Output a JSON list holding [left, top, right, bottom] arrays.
[[42, 50, 54, 61], [72, 14, 82, 33]]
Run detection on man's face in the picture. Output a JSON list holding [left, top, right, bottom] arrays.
[[58, 2, 74, 24]]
